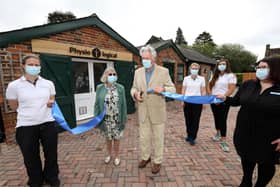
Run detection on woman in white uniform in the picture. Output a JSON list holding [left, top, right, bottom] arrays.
[[6, 55, 60, 187], [182, 63, 206, 145], [208, 59, 237, 152]]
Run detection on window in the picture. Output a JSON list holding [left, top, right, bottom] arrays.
[[177, 64, 184, 82]]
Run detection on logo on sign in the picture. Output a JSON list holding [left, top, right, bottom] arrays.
[[92, 48, 101, 58]]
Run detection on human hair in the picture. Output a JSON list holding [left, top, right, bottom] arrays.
[[139, 45, 157, 58], [100, 66, 118, 83], [209, 58, 232, 90], [189, 62, 200, 70], [257, 55, 280, 85], [22, 54, 40, 65]]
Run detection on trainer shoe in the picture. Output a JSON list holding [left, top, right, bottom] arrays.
[[212, 134, 221, 142], [104, 156, 111, 164], [220, 142, 230, 152]]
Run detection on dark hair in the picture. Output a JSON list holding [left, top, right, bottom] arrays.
[[257, 55, 280, 85], [22, 54, 40, 65], [209, 58, 232, 90]]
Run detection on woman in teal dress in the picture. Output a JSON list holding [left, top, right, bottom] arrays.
[[94, 67, 127, 166]]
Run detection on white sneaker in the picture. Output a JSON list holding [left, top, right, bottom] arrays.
[[220, 142, 230, 152], [212, 134, 221, 142], [104, 156, 111, 164], [114, 158, 121, 166]]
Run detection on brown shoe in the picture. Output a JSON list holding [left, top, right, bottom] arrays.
[[138, 157, 151, 168], [151, 163, 161, 174]]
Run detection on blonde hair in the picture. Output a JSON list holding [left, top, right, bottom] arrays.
[[100, 67, 118, 83], [189, 62, 200, 70]]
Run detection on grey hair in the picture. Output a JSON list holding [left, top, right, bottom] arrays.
[[22, 54, 40, 64], [100, 66, 118, 83], [139, 45, 157, 58]]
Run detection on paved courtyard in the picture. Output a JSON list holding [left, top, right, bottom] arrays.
[[0, 101, 279, 187]]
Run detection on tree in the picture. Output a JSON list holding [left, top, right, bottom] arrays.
[[192, 31, 216, 57], [215, 43, 257, 72], [175, 27, 188, 46], [47, 11, 76, 24]]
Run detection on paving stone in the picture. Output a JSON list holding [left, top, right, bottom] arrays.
[[0, 101, 257, 186]]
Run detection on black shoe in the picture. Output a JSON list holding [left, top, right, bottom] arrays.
[[185, 137, 191, 142], [189, 138, 196, 146], [46, 179, 60, 187], [239, 179, 252, 187]]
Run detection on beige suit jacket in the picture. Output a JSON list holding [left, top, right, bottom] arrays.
[[131, 64, 176, 124]]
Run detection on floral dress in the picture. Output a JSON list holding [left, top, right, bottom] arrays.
[[102, 84, 123, 140]]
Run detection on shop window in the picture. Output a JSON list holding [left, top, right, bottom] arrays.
[[177, 64, 184, 82]]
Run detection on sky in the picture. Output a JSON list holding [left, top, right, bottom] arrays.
[[0, 0, 280, 59]]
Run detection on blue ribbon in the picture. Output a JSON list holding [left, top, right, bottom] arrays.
[[52, 102, 105, 135], [147, 89, 223, 104]]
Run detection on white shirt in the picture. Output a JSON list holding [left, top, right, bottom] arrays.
[[183, 75, 205, 96], [211, 73, 237, 95], [6, 76, 56, 128]]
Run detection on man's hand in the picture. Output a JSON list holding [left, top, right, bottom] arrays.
[[134, 91, 144, 102], [272, 139, 280, 152], [153, 86, 164, 94]]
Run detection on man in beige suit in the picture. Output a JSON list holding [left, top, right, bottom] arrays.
[[131, 45, 175, 174]]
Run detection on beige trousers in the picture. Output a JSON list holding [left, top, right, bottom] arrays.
[[139, 117, 165, 164]]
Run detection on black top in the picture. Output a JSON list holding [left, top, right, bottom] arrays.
[[226, 80, 280, 164]]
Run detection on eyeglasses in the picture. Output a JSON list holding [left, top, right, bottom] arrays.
[[108, 73, 116, 76], [255, 66, 268, 70]]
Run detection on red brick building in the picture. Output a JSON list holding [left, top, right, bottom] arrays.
[[145, 36, 216, 93], [265, 44, 280, 57], [0, 16, 216, 141], [0, 14, 140, 141]]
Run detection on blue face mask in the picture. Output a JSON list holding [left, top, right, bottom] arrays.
[[142, 59, 152, 69], [256, 68, 269, 80], [190, 69, 199, 75], [218, 64, 226, 71], [107, 75, 117, 83], [25, 65, 41, 76]]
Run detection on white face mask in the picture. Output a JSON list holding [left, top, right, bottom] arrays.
[[218, 64, 226, 71], [190, 69, 199, 75], [256, 68, 269, 80], [25, 65, 41, 76], [142, 59, 152, 69]]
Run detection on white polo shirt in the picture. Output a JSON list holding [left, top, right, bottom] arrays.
[[183, 75, 206, 96], [211, 73, 237, 95], [6, 76, 56, 128]]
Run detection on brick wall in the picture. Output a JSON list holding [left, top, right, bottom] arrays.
[[157, 47, 186, 93], [0, 26, 140, 142]]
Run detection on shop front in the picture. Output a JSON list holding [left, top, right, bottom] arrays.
[[0, 14, 140, 139]]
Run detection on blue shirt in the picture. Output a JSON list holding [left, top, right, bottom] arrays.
[[145, 65, 155, 85]]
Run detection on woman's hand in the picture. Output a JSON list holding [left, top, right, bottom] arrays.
[[47, 99, 54, 108], [272, 139, 280, 152], [216, 94, 226, 100], [181, 102, 185, 107]]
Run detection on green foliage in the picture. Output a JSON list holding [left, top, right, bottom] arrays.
[[236, 73, 243, 86], [193, 31, 216, 47], [192, 31, 217, 58], [47, 11, 76, 24], [215, 44, 257, 73], [175, 27, 188, 45]]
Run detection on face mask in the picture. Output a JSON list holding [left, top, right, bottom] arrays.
[[25, 65, 41, 76], [218, 64, 226, 71], [256, 68, 269, 80], [142, 59, 152, 69], [190, 69, 199, 75], [107, 75, 117, 83]]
